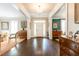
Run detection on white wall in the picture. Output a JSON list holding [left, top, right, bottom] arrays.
[[0, 3, 23, 17], [0, 3, 31, 40], [48, 17, 52, 39], [52, 3, 79, 37], [0, 18, 27, 34], [48, 4, 66, 39], [68, 4, 79, 35], [0, 20, 10, 34], [0, 3, 28, 34], [52, 4, 68, 35]]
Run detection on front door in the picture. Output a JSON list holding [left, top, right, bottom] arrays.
[[33, 20, 46, 37]]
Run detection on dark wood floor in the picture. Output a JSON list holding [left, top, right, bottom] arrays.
[[2, 38, 60, 56]]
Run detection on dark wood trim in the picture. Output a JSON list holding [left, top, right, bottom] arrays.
[[31, 37, 49, 39]]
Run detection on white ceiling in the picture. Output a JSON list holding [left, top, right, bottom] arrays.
[[0, 3, 24, 17], [16, 3, 57, 17], [22, 3, 56, 13], [0, 3, 57, 18]]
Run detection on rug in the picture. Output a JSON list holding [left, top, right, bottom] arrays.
[[0, 38, 25, 56]]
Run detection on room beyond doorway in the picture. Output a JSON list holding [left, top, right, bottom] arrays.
[[32, 20, 47, 38]]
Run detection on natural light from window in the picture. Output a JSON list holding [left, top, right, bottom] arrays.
[[10, 21, 18, 34]]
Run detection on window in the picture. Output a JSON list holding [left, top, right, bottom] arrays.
[[10, 21, 18, 34]]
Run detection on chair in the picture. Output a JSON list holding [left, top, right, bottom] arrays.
[[16, 30, 27, 39], [8, 34, 17, 44], [9, 34, 16, 39]]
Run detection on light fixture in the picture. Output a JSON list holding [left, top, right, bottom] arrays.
[[32, 3, 47, 13]]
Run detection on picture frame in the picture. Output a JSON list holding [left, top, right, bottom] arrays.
[[75, 3, 79, 24], [52, 19, 61, 30], [1, 22, 9, 30], [21, 21, 27, 29]]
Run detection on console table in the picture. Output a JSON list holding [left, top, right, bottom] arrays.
[[52, 31, 61, 38]]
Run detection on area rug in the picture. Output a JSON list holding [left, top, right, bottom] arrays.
[[0, 38, 25, 56]]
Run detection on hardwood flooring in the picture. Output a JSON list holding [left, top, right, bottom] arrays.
[[2, 38, 60, 56]]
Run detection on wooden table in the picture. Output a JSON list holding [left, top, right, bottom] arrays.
[[52, 31, 61, 39], [59, 36, 79, 56]]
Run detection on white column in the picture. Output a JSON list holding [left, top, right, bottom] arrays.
[[48, 18, 52, 40], [27, 18, 31, 40]]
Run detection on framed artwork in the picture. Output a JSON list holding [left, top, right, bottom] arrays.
[[52, 19, 61, 30], [21, 21, 27, 28], [1, 22, 9, 30], [75, 3, 79, 24], [53, 22, 58, 28]]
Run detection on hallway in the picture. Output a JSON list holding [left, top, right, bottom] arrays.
[[3, 38, 59, 56]]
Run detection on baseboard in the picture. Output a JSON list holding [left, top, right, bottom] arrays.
[[30, 37, 49, 39]]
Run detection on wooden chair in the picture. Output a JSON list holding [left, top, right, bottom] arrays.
[[8, 34, 17, 44], [9, 34, 16, 39], [16, 30, 27, 39]]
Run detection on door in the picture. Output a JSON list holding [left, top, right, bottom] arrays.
[[33, 20, 46, 37]]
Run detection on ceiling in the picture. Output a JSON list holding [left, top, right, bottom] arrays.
[[0, 3, 24, 17], [16, 3, 57, 17]]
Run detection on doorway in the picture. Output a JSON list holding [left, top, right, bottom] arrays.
[[33, 20, 46, 37]]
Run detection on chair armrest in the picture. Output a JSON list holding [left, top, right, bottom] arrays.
[[9, 34, 16, 39]]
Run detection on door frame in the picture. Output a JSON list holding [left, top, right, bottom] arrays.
[[32, 20, 47, 38]]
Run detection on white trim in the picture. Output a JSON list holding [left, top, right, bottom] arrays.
[[49, 3, 64, 18], [16, 4, 31, 18], [0, 17, 27, 21], [33, 20, 46, 23]]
